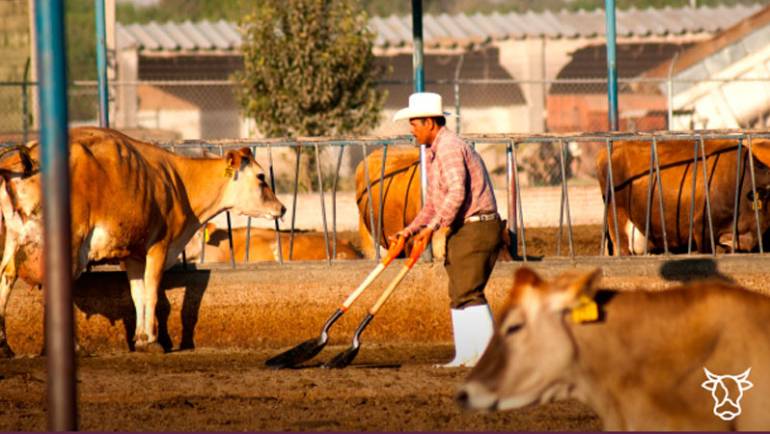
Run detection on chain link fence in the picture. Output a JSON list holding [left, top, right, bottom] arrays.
[[2, 76, 770, 189], [3, 76, 768, 137]]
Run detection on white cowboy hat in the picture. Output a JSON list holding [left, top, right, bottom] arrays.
[[393, 92, 451, 121]]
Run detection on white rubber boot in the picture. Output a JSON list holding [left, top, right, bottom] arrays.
[[436, 304, 494, 368], [467, 303, 494, 362]]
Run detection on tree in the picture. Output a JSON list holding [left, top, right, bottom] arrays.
[[235, 0, 385, 137], [234, 0, 386, 190]]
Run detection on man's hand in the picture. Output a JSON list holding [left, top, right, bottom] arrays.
[[413, 227, 434, 247], [388, 230, 409, 246]]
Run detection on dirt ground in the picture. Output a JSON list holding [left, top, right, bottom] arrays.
[[0, 345, 600, 431], [0, 224, 761, 432]]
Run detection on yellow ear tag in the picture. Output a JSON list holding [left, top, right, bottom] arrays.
[[224, 166, 234, 178], [204, 228, 210, 243], [752, 199, 762, 211], [570, 295, 599, 324]]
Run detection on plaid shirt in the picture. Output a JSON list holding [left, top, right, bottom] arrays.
[[405, 127, 497, 236]]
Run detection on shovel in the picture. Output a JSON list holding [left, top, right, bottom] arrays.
[[265, 236, 406, 369], [323, 235, 428, 369]]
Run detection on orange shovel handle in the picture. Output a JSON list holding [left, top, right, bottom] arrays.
[[406, 234, 429, 267], [382, 235, 406, 266]]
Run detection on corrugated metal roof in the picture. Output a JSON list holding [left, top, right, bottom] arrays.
[[116, 4, 763, 52]]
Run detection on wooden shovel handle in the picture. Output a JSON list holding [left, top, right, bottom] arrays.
[[340, 237, 406, 310], [369, 235, 428, 315]]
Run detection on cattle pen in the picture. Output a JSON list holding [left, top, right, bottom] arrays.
[[4, 129, 770, 431], [4, 128, 770, 347], [139, 129, 770, 263]]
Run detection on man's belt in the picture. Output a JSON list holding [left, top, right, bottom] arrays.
[[464, 212, 499, 224]]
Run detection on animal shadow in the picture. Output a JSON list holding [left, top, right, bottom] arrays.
[[73, 268, 211, 352], [658, 258, 735, 284]]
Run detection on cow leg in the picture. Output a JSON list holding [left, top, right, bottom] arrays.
[[139, 246, 167, 354], [606, 206, 632, 256], [624, 220, 650, 255], [125, 258, 148, 351], [0, 269, 17, 358], [358, 214, 377, 259], [0, 236, 18, 358]]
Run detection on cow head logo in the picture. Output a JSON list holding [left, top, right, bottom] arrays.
[[701, 367, 753, 421]]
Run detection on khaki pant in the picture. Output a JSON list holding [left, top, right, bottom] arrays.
[[444, 218, 503, 309]]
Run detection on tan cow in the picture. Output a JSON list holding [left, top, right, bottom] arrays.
[[184, 223, 362, 262], [597, 139, 770, 255], [0, 127, 285, 356], [355, 147, 422, 258], [458, 267, 770, 430]]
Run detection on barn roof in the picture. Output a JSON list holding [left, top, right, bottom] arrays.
[[116, 4, 762, 53]]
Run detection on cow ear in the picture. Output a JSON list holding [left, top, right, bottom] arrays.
[[740, 379, 754, 391], [238, 147, 254, 159], [511, 267, 543, 295], [507, 267, 547, 310], [569, 268, 602, 300], [506, 267, 543, 306], [226, 150, 243, 169], [548, 268, 602, 311], [701, 379, 718, 391]]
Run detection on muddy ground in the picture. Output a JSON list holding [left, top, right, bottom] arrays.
[[0, 224, 766, 431]]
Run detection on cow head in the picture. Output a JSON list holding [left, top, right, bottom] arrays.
[[222, 148, 286, 219], [456, 266, 601, 411], [701, 367, 753, 421]]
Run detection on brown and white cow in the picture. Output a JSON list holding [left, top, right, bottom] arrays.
[[183, 223, 362, 262], [0, 127, 286, 356], [597, 138, 770, 255], [457, 267, 770, 430]]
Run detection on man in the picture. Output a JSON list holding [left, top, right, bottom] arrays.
[[389, 92, 502, 368]]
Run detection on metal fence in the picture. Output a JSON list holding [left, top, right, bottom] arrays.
[[2, 130, 770, 265], [0, 130, 747, 267], [167, 130, 770, 265]]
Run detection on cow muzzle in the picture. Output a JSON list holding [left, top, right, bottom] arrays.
[[455, 383, 498, 411]]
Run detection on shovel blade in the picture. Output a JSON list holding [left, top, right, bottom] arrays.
[[265, 336, 327, 369], [323, 345, 360, 369]]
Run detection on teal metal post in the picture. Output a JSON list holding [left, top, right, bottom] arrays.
[[412, 0, 424, 92], [35, 0, 77, 430], [412, 0, 432, 260], [95, 0, 110, 127], [605, 0, 619, 131]]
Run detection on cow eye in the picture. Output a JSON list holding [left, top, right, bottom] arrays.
[[257, 173, 266, 183], [505, 323, 524, 335]]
